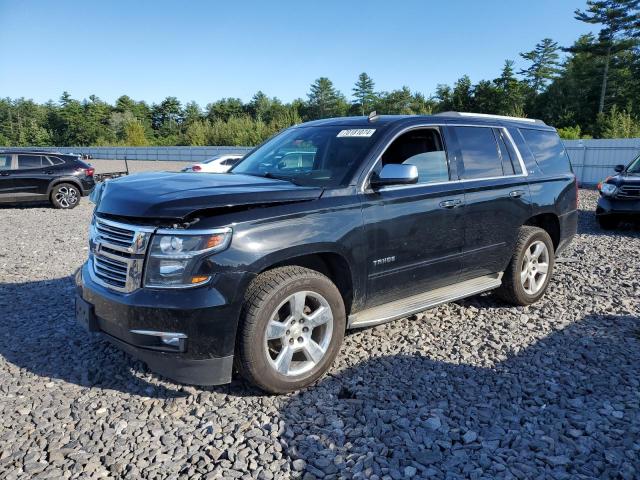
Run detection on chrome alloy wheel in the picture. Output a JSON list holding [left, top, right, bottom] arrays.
[[264, 291, 334, 377], [55, 186, 79, 208], [520, 240, 550, 295]]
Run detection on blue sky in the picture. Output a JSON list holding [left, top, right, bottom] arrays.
[[0, 0, 596, 106]]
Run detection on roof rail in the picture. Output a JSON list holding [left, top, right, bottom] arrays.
[[434, 111, 546, 125]]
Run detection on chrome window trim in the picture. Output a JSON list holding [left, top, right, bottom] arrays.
[[360, 123, 529, 193]]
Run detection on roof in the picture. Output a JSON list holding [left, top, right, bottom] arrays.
[[0, 149, 72, 155], [299, 112, 552, 130]]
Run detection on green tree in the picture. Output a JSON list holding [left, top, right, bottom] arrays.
[[306, 77, 348, 119], [573, 0, 640, 113], [352, 73, 377, 115], [494, 60, 528, 116], [519, 38, 563, 92], [597, 105, 640, 137], [123, 119, 149, 146]]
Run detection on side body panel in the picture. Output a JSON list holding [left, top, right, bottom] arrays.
[[359, 181, 465, 307]]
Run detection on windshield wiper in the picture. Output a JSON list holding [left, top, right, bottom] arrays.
[[262, 172, 301, 185]]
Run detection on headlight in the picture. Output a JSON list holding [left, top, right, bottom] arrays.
[[143, 227, 232, 288], [600, 183, 618, 197]]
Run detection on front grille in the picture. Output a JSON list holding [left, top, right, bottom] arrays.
[[93, 254, 128, 289], [617, 185, 640, 199], [95, 219, 135, 247], [90, 217, 155, 293]]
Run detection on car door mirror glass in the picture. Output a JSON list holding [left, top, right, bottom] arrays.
[[371, 164, 419, 187]]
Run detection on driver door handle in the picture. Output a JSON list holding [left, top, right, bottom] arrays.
[[439, 198, 464, 209], [509, 189, 526, 198]]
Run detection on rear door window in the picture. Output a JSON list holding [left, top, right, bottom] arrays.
[[17, 155, 44, 169], [454, 126, 503, 179], [519, 129, 572, 174]]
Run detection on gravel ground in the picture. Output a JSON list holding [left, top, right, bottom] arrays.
[[1, 189, 639, 480]]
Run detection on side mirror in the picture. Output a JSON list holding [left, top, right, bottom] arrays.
[[614, 164, 625, 173], [371, 164, 419, 187]]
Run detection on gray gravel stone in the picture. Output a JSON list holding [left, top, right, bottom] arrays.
[[0, 189, 639, 479]]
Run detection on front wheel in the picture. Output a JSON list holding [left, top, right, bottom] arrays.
[[496, 226, 555, 306], [236, 266, 345, 393], [50, 183, 80, 209]]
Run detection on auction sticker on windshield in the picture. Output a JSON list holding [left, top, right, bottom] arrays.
[[336, 129, 376, 137]]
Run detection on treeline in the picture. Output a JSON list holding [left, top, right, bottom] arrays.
[[2, 0, 640, 147]]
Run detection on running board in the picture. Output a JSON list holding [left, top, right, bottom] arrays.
[[347, 273, 503, 329]]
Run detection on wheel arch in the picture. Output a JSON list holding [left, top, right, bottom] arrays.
[[524, 213, 560, 252], [256, 249, 356, 316], [46, 177, 84, 197]]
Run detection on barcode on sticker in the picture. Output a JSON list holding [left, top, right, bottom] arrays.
[[337, 129, 376, 138]]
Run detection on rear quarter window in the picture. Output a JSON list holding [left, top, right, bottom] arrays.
[[519, 129, 572, 175]]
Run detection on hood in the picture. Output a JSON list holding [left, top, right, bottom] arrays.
[[609, 173, 640, 186], [96, 171, 323, 219]]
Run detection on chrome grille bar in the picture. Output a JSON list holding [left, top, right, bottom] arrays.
[[90, 217, 156, 293]]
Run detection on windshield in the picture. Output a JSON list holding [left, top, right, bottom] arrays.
[[231, 125, 384, 187], [627, 155, 640, 174]]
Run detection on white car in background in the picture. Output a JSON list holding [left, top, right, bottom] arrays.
[[183, 154, 244, 173]]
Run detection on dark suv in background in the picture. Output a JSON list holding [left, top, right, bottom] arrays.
[[0, 151, 95, 209], [596, 154, 640, 229], [77, 112, 577, 393]]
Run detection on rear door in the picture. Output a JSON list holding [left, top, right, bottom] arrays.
[[447, 125, 532, 280], [12, 154, 52, 199]]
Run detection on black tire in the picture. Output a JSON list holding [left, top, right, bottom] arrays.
[[597, 215, 619, 230], [236, 266, 345, 394], [496, 226, 555, 306], [50, 183, 81, 209]]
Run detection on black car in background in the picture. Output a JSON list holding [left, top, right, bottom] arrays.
[[77, 112, 577, 393], [0, 151, 95, 209], [596, 154, 640, 229]]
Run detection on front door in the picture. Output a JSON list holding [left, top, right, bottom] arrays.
[[360, 127, 465, 308], [0, 154, 15, 201]]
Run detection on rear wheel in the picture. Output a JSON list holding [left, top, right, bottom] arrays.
[[496, 226, 555, 306], [597, 215, 619, 230], [50, 183, 80, 209], [236, 266, 345, 393]]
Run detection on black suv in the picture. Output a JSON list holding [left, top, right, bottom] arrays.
[[596, 154, 640, 229], [0, 150, 95, 209], [76, 113, 577, 393]]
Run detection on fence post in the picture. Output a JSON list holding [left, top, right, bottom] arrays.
[[581, 144, 587, 186]]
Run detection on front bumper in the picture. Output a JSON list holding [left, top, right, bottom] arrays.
[[596, 196, 640, 217], [75, 262, 252, 385]]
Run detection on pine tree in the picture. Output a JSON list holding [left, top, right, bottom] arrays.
[[352, 73, 376, 115], [573, 0, 640, 113], [519, 38, 562, 92], [306, 77, 347, 119]]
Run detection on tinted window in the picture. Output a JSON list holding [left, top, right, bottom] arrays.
[[495, 129, 514, 175], [455, 127, 503, 179], [519, 129, 572, 174], [232, 125, 385, 187], [17, 155, 43, 169], [381, 128, 449, 184], [48, 156, 65, 165], [0, 155, 11, 170]]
